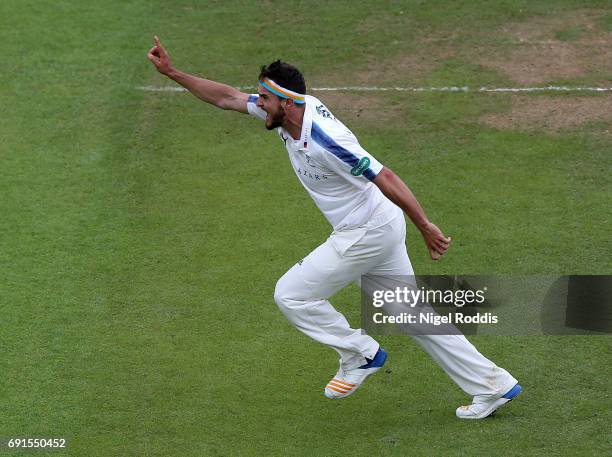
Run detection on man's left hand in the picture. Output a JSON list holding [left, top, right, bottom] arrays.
[[420, 222, 451, 260]]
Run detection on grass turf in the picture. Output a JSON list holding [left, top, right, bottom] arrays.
[[1, 1, 611, 455]]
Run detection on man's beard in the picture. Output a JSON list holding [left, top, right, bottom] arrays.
[[265, 110, 284, 130]]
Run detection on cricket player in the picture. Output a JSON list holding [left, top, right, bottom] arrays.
[[147, 37, 522, 419]]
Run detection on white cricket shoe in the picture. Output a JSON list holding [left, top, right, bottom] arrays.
[[456, 383, 522, 419], [324, 348, 387, 399]]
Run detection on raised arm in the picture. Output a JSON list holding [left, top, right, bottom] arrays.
[[147, 36, 249, 113], [374, 167, 451, 260]]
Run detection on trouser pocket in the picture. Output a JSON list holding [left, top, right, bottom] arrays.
[[329, 229, 367, 256]]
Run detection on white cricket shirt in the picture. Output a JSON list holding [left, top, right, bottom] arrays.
[[247, 94, 397, 231]]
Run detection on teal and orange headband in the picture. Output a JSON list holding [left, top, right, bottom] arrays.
[[259, 77, 306, 104]]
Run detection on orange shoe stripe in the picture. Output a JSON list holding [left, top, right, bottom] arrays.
[[328, 381, 352, 391], [326, 385, 349, 394], [332, 378, 356, 387]]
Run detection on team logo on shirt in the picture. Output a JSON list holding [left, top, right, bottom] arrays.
[[316, 104, 335, 120], [350, 157, 371, 176], [305, 154, 320, 168]]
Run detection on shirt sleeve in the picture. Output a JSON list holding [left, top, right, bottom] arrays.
[[312, 124, 384, 182], [246, 94, 267, 120]]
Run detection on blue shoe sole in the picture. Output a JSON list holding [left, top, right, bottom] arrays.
[[359, 348, 387, 369], [502, 383, 522, 400]]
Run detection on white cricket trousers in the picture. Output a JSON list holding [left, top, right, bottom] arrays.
[[274, 205, 517, 397]]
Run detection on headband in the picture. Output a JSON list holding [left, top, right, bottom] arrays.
[[259, 77, 306, 104]]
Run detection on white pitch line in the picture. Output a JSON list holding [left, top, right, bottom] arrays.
[[136, 85, 612, 93], [479, 86, 612, 92]]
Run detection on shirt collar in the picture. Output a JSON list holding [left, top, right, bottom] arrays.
[[280, 96, 312, 151], [299, 98, 312, 151]]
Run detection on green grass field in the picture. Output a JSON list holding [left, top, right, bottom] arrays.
[[1, 1, 611, 455]]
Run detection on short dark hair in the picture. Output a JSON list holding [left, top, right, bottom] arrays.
[[259, 60, 306, 95]]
